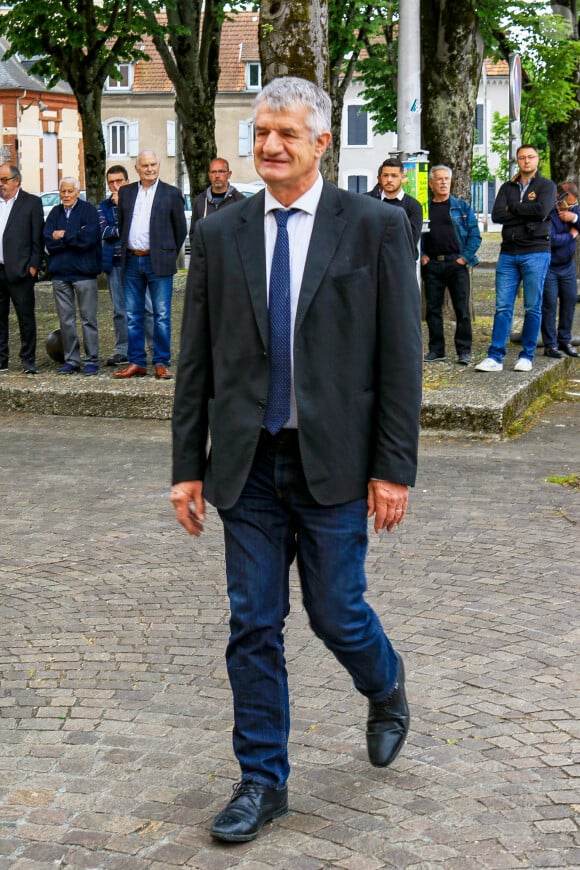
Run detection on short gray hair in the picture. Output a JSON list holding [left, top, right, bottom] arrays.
[[429, 165, 453, 181], [59, 177, 80, 190], [253, 76, 331, 141]]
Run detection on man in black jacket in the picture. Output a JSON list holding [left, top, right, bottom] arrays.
[[188, 157, 245, 249], [0, 164, 44, 374], [171, 77, 422, 844], [476, 145, 555, 373], [366, 158, 423, 246]]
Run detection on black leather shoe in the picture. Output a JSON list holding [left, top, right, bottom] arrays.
[[210, 781, 288, 842], [367, 655, 410, 767], [544, 346, 564, 359], [559, 342, 579, 357]]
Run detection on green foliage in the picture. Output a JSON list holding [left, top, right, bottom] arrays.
[[471, 154, 492, 183], [0, 0, 155, 89], [490, 112, 510, 182]]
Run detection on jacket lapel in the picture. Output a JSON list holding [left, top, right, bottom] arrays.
[[4, 189, 25, 233], [236, 191, 268, 348], [295, 182, 347, 335]]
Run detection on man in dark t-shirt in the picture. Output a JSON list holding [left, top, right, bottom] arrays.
[[420, 165, 481, 365]]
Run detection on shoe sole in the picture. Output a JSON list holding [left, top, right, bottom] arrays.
[[210, 805, 289, 842]]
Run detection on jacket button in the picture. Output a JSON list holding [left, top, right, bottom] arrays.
[[257, 401, 265, 410]]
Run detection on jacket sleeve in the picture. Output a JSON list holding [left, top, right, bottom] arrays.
[[63, 204, 101, 251], [509, 179, 556, 221], [44, 207, 63, 252], [492, 183, 510, 224], [170, 188, 187, 250], [98, 201, 119, 242], [28, 196, 45, 271], [461, 204, 482, 264]]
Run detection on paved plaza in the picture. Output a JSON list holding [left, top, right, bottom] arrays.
[[0, 403, 578, 869]]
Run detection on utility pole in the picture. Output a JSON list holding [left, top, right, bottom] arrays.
[[397, 0, 421, 157]]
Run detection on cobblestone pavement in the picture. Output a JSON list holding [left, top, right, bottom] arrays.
[[0, 404, 578, 870]]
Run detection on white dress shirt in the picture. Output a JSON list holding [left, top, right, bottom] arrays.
[[128, 180, 159, 250], [264, 173, 323, 429]]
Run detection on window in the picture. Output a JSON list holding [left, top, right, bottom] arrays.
[[105, 63, 133, 91], [104, 119, 138, 157], [347, 105, 368, 146], [245, 62, 261, 91], [475, 104, 484, 145], [347, 175, 368, 194]]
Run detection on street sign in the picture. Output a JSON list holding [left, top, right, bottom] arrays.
[[509, 53, 522, 122]]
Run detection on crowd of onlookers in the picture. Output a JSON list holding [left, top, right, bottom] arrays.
[[0, 143, 577, 380]]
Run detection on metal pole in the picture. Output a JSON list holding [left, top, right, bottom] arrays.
[[397, 0, 421, 158]]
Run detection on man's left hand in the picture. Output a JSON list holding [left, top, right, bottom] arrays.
[[367, 480, 409, 533]]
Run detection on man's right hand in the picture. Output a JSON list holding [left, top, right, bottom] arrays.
[[171, 481, 205, 536]]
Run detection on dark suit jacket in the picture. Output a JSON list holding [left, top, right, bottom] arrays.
[[118, 180, 187, 276], [1, 189, 44, 284], [172, 181, 423, 510]]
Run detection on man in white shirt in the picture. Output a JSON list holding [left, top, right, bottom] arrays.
[[171, 77, 422, 844], [115, 151, 186, 380]]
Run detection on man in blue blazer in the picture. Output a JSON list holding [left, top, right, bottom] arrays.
[[171, 77, 422, 844], [115, 151, 186, 380], [0, 164, 44, 374]]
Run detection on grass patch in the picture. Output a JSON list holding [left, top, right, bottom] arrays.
[[546, 474, 580, 489]]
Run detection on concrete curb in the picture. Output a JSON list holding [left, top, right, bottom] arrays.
[[0, 355, 576, 436]]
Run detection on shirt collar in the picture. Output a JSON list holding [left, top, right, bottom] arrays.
[[1, 187, 20, 206], [139, 178, 159, 195], [264, 172, 323, 215], [381, 189, 405, 201]]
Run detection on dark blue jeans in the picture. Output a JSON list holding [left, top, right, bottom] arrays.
[[123, 253, 173, 367], [218, 431, 398, 789], [541, 260, 578, 349]]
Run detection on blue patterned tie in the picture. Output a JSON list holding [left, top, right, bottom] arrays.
[[263, 208, 298, 434]]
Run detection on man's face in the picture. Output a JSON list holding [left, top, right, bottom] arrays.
[[557, 192, 578, 212], [516, 149, 539, 176], [59, 183, 80, 209], [254, 103, 330, 200], [208, 161, 231, 194], [135, 153, 160, 187], [378, 166, 405, 196], [429, 171, 451, 200], [107, 171, 128, 197], [0, 164, 20, 202]]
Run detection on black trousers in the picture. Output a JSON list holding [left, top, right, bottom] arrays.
[[0, 267, 37, 367], [422, 260, 472, 356]]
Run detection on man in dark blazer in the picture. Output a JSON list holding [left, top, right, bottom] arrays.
[[114, 150, 187, 380], [0, 164, 44, 374], [171, 77, 422, 844]]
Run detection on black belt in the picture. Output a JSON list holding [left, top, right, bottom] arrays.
[[260, 428, 299, 449], [435, 254, 460, 262]]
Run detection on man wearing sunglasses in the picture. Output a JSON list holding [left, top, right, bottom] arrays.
[[0, 164, 44, 375], [188, 158, 245, 249]]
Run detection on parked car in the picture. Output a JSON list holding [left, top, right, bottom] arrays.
[[40, 189, 86, 219]]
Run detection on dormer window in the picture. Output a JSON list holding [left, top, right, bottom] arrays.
[[245, 62, 261, 92], [105, 63, 133, 91]]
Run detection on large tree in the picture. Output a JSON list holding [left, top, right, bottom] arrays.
[[140, 1, 226, 198], [0, 0, 151, 204], [259, 0, 333, 178], [546, 1, 580, 184]]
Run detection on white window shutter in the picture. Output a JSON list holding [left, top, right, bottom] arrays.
[[128, 121, 139, 157], [166, 120, 176, 157], [238, 120, 250, 156]]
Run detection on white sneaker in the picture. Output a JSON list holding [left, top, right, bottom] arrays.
[[513, 357, 533, 372], [475, 357, 503, 372]]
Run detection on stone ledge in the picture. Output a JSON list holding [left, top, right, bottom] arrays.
[[0, 355, 576, 436]]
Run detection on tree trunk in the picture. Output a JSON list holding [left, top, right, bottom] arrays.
[[147, 1, 221, 199], [259, 0, 334, 180], [420, 0, 484, 201], [76, 88, 107, 206]]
